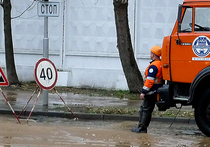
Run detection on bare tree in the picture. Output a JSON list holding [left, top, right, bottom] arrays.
[[1, 0, 19, 85], [113, 0, 143, 93]]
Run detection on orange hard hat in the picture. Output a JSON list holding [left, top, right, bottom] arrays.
[[150, 45, 162, 56]]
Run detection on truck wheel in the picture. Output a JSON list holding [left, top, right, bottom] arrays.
[[195, 89, 210, 136]]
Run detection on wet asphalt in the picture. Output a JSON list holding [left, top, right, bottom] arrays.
[[0, 89, 195, 124]]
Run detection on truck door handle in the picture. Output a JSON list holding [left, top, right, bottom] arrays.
[[163, 64, 169, 68]]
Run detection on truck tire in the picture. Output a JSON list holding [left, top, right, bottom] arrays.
[[194, 89, 210, 136]]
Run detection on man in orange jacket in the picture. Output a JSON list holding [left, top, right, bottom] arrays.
[[131, 45, 163, 133]]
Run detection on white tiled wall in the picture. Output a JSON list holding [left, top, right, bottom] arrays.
[[0, 0, 184, 90]]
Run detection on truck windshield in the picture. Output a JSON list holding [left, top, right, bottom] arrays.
[[194, 7, 210, 31], [180, 7, 192, 32]]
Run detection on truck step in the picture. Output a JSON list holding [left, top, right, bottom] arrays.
[[173, 96, 189, 101]]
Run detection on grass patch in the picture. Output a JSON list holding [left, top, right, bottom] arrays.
[[85, 106, 138, 115], [51, 105, 194, 118], [153, 109, 194, 118]]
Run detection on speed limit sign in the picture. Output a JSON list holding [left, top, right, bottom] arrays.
[[34, 58, 58, 90]]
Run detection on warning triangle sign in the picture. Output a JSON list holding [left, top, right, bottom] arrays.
[[0, 67, 9, 86]]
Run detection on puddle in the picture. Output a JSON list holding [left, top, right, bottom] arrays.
[[0, 115, 208, 147], [0, 90, 140, 109]]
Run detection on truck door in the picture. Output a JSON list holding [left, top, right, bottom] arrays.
[[170, 7, 210, 83]]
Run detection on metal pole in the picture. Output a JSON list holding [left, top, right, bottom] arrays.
[[43, 16, 49, 106]]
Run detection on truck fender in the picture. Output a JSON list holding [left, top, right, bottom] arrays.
[[189, 66, 210, 106]]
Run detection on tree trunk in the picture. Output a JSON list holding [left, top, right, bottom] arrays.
[[113, 0, 143, 93], [3, 0, 19, 85]]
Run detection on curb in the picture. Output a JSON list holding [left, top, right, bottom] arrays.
[[0, 109, 195, 124]]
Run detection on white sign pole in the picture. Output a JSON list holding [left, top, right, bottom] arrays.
[[43, 2, 49, 106], [38, 1, 60, 106]]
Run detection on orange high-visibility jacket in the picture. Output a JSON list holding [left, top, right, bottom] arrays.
[[142, 59, 163, 94]]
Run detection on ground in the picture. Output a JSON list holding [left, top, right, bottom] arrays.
[[0, 115, 206, 147], [1, 82, 194, 117]]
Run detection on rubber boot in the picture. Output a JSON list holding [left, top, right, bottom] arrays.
[[131, 126, 147, 133]]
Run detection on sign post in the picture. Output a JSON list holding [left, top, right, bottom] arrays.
[[37, 0, 60, 106], [0, 67, 20, 123], [43, 14, 49, 106], [18, 58, 78, 121]]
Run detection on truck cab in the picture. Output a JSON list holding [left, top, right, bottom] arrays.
[[157, 0, 210, 136]]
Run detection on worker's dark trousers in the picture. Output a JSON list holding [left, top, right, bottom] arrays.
[[138, 94, 157, 128]]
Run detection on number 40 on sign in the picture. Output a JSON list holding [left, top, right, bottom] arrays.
[[34, 58, 57, 90]]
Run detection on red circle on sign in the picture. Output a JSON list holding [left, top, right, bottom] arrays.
[[34, 58, 58, 90]]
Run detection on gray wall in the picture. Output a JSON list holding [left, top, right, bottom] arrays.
[[0, 0, 183, 90]]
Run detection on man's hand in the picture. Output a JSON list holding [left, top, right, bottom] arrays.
[[140, 93, 145, 100]]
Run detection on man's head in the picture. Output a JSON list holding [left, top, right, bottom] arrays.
[[150, 45, 161, 60]]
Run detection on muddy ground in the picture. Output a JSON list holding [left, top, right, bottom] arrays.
[[0, 115, 208, 147]]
